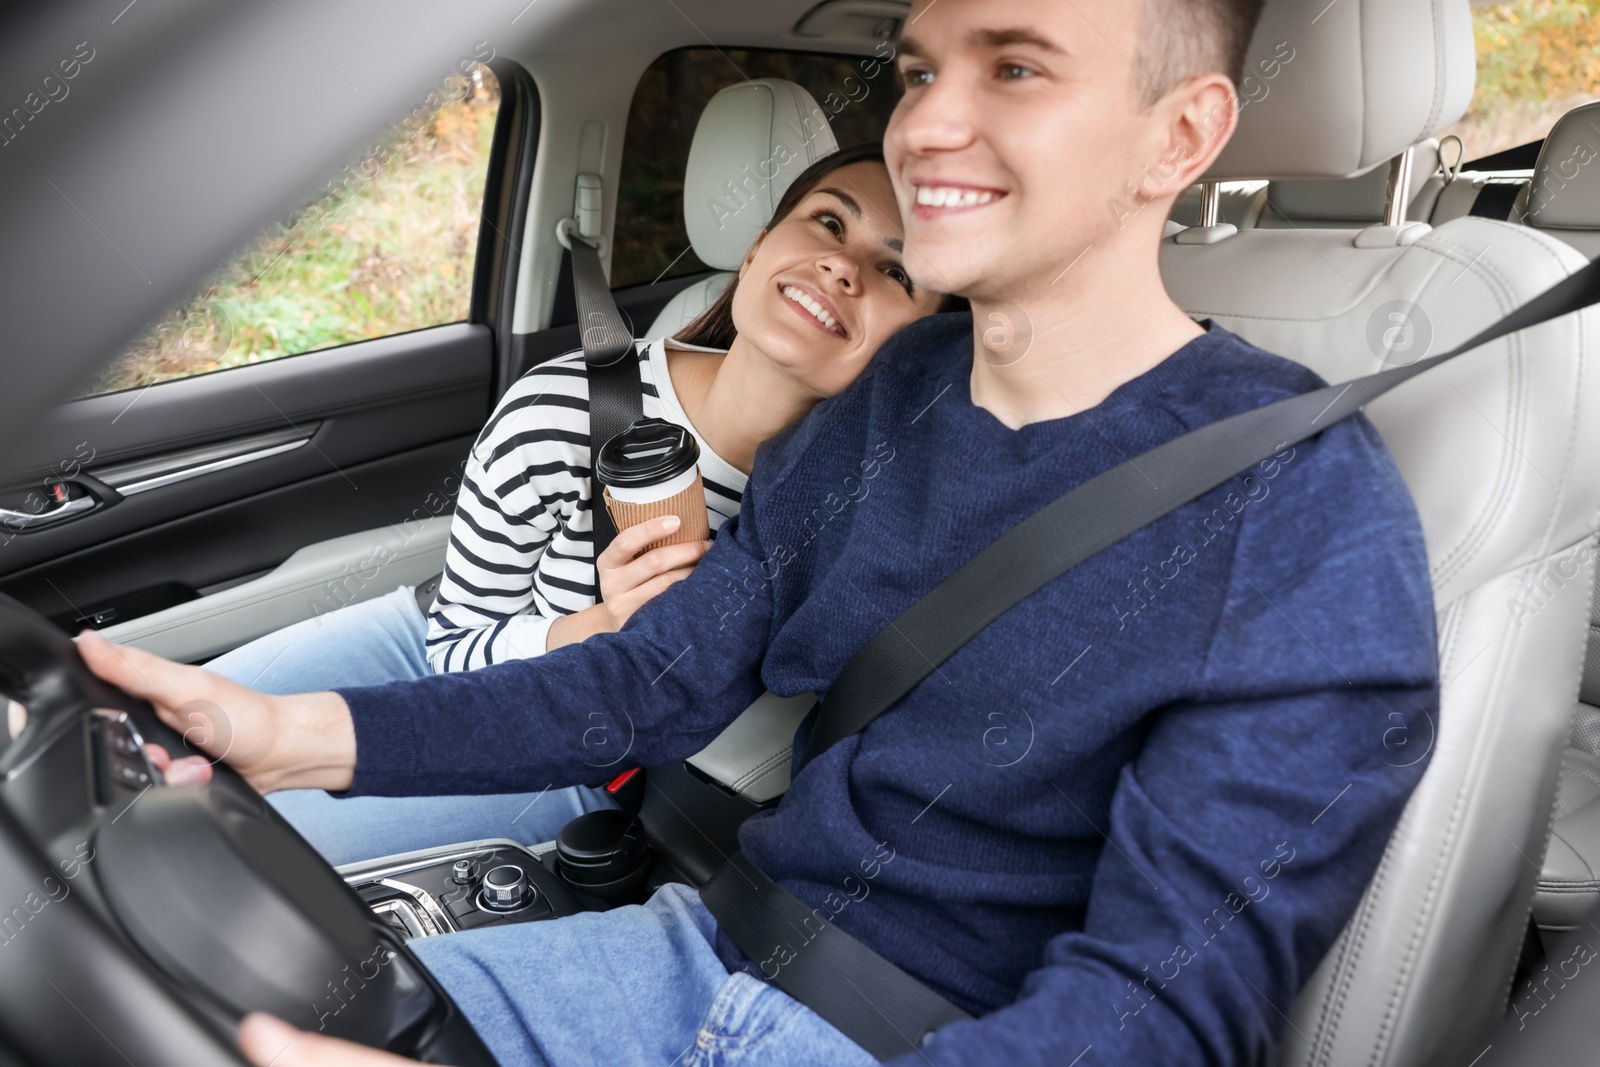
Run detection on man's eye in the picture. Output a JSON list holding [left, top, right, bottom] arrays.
[[998, 63, 1034, 81], [901, 67, 935, 88]]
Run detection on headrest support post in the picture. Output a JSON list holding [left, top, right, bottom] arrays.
[[1383, 150, 1416, 228], [1199, 182, 1221, 229]]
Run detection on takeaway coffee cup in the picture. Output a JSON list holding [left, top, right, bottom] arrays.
[[594, 417, 711, 551]]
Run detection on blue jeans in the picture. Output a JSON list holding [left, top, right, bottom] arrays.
[[203, 586, 612, 867], [410, 882, 877, 1067]]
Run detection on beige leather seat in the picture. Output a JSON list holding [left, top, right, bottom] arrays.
[[1162, 1, 1600, 1063], [1522, 100, 1600, 260], [1528, 98, 1600, 918], [1536, 611, 1600, 931], [643, 79, 838, 341]]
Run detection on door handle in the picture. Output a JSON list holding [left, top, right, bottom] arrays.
[[0, 477, 118, 532]]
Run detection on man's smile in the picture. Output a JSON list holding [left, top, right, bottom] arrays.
[[911, 180, 1009, 218]]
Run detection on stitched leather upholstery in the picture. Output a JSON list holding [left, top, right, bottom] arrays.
[[1166, 1, 1600, 1062], [1524, 100, 1600, 260], [1166, 211, 1599, 1067]]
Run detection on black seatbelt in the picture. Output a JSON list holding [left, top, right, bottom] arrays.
[[700, 854, 972, 1059], [567, 233, 640, 585], [702, 255, 1600, 1062]]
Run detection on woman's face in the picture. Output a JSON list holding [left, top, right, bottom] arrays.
[[731, 161, 943, 398]]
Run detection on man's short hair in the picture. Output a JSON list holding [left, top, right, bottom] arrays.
[[1135, 0, 1268, 105]]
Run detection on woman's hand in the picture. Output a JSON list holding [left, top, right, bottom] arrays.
[[546, 515, 712, 651], [238, 1013, 434, 1067], [75, 629, 357, 794]]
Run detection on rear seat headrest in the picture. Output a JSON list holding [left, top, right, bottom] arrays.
[[1206, 0, 1473, 182], [683, 79, 840, 271], [1526, 100, 1600, 231], [1266, 140, 1440, 222]]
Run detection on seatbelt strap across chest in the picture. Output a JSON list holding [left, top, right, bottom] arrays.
[[567, 234, 641, 584]]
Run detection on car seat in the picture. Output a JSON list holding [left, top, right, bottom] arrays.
[[1525, 99, 1600, 936], [1535, 592, 1600, 933], [1520, 100, 1600, 261], [1161, 0, 1600, 1063], [643, 78, 839, 341]]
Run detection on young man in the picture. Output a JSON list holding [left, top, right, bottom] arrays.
[[82, 0, 1440, 1064]]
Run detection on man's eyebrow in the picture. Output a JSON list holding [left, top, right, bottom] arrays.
[[968, 27, 1068, 54], [895, 34, 926, 58], [816, 188, 863, 218]]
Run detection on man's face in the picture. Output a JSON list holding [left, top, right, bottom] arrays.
[[885, 0, 1169, 304]]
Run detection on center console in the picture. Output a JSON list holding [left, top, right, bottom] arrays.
[[338, 809, 665, 942]]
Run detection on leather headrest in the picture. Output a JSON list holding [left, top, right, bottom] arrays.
[[1205, 0, 1473, 181], [683, 79, 840, 271], [1266, 140, 1440, 221], [1527, 100, 1600, 231]]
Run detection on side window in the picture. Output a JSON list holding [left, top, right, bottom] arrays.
[[612, 47, 903, 290], [1438, 1, 1600, 161], [90, 63, 503, 396]]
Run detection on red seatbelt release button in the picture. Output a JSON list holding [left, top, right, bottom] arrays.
[[604, 767, 641, 794]]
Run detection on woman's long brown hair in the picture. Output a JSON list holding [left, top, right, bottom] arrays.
[[673, 144, 962, 349]]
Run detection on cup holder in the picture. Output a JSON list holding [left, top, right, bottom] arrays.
[[555, 809, 651, 904]]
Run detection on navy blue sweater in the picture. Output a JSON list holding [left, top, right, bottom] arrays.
[[337, 315, 1439, 1066]]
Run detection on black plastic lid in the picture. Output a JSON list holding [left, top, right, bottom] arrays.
[[557, 808, 647, 865], [594, 417, 700, 489]]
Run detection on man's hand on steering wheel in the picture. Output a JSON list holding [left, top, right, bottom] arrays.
[[239, 1014, 434, 1066], [75, 629, 358, 795]]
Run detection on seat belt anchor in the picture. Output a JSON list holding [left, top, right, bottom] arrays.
[[556, 171, 608, 257], [555, 216, 608, 259]]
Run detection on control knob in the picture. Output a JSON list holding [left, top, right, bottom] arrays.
[[480, 864, 531, 911]]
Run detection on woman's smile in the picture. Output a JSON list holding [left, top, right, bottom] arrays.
[[778, 281, 849, 339]]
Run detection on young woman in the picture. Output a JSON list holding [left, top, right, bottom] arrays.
[[198, 144, 948, 864]]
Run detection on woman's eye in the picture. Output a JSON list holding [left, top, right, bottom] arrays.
[[816, 213, 843, 237], [884, 265, 914, 294]]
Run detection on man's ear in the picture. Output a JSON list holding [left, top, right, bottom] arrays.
[[1147, 74, 1243, 197], [737, 229, 769, 280]]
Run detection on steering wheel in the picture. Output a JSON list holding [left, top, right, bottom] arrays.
[[0, 593, 496, 1066]]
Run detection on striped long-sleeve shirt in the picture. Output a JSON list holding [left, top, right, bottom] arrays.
[[424, 337, 746, 673]]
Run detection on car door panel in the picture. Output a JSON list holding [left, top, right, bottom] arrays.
[[98, 516, 452, 664], [1, 434, 475, 634], [0, 324, 492, 628]]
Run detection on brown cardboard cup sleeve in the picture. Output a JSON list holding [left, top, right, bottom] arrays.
[[602, 471, 710, 551]]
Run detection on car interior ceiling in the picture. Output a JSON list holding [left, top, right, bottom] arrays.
[[5, 0, 1600, 1064]]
